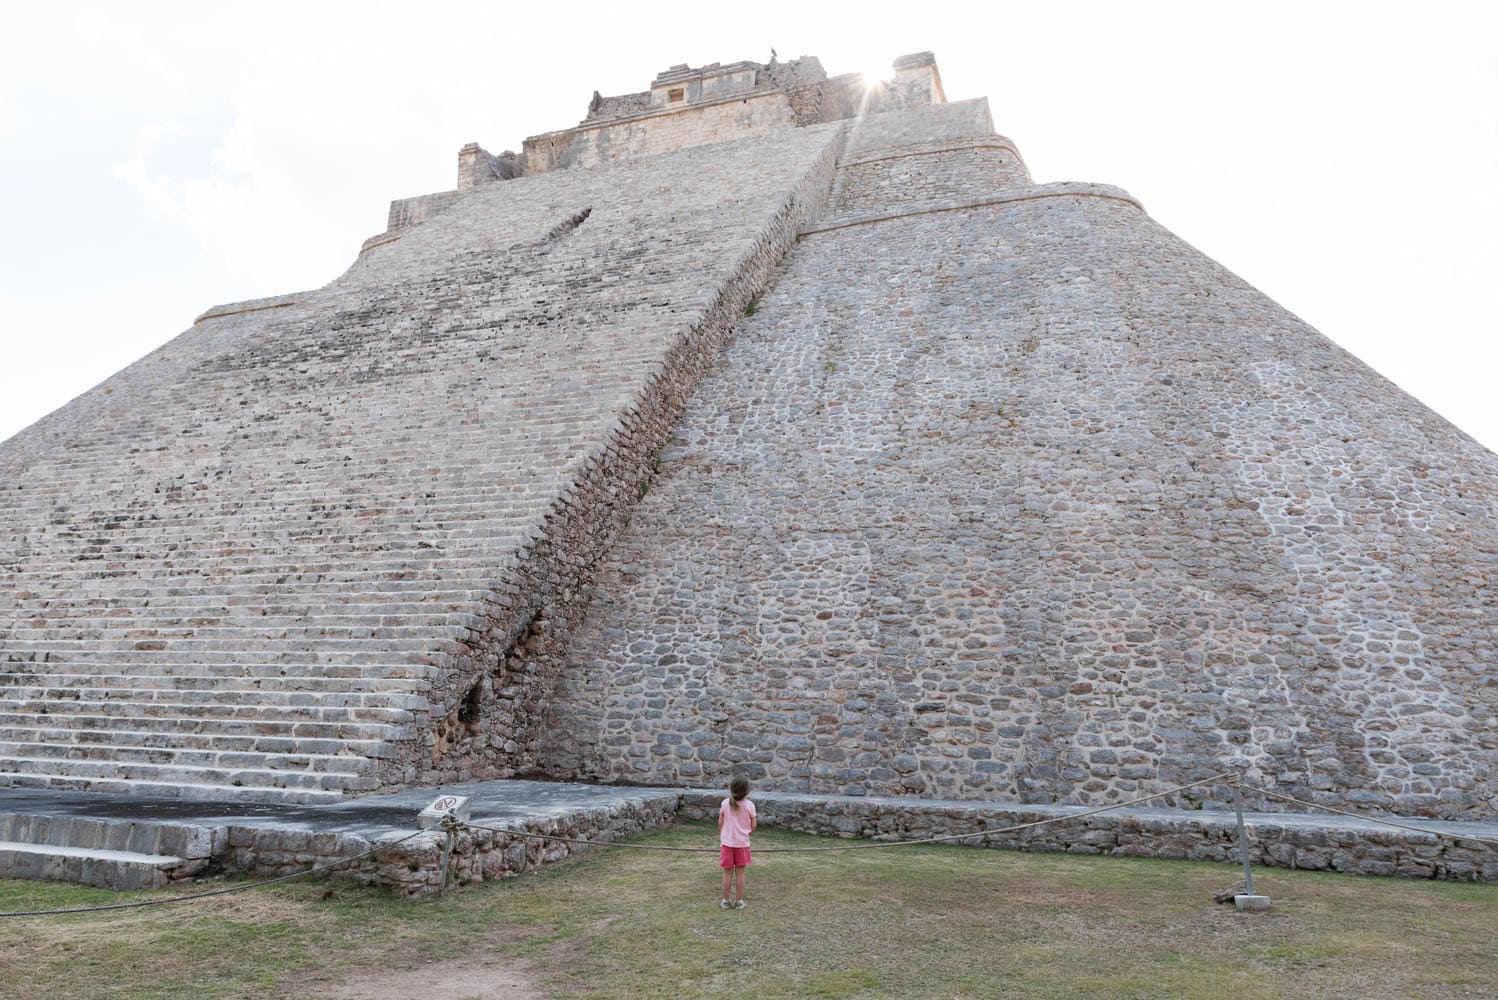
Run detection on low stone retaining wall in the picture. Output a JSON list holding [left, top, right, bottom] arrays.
[[228, 793, 681, 897], [678, 790, 1498, 883], [3, 782, 1492, 899]]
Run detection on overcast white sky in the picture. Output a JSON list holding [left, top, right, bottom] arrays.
[[1, 1, 1494, 452]]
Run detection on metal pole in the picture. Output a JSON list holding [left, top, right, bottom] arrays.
[[440, 813, 457, 894], [1232, 770, 1254, 896]]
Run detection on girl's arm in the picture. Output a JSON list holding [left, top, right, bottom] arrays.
[[750, 811, 758, 834], [717, 807, 724, 831]]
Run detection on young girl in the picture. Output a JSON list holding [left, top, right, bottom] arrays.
[[717, 775, 757, 909]]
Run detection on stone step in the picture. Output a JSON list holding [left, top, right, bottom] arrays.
[[0, 840, 186, 890], [3, 648, 458, 667], [0, 671, 431, 695], [3, 531, 534, 561], [0, 740, 381, 775], [0, 685, 429, 712], [0, 592, 494, 618], [0, 695, 417, 725], [0, 769, 348, 804], [3, 569, 518, 595], [3, 619, 475, 640], [0, 660, 440, 683], [0, 709, 410, 742], [0, 613, 485, 637], [5, 584, 494, 604], [0, 812, 215, 859], [5, 553, 522, 579], [0, 492, 567, 525], [0, 724, 392, 759], [0, 516, 535, 542], [0, 754, 374, 792], [1, 633, 458, 653], [0, 661, 438, 682], [0, 468, 586, 507]]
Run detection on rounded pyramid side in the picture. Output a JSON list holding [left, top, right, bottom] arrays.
[[538, 137, 1497, 821]]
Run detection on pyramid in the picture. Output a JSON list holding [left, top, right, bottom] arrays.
[[1, 54, 1493, 820]]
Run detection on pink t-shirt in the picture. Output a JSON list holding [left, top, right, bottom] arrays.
[[719, 796, 756, 848]]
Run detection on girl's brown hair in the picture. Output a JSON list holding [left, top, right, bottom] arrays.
[[729, 775, 750, 811]]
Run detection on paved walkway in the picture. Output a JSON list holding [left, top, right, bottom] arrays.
[[3, 780, 1495, 844], [0, 780, 683, 841]]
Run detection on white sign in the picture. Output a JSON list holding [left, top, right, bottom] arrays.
[[417, 794, 473, 829]]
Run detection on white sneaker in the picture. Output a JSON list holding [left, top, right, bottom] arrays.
[[733, 899, 747, 909], [720, 899, 732, 909]]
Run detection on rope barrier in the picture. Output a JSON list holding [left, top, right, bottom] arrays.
[[0, 828, 430, 919], [3, 770, 1492, 918], [0, 772, 1234, 917]]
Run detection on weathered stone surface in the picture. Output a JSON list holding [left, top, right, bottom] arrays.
[[0, 91, 846, 801], [0, 50, 1492, 829], [532, 67, 1497, 822]]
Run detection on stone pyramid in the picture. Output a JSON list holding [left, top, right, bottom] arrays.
[[2, 54, 1493, 819]]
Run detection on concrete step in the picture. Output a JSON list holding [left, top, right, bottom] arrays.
[[0, 840, 186, 890]]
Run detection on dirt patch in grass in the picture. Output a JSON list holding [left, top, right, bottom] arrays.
[[280, 917, 575, 1000], [292, 955, 546, 1000]]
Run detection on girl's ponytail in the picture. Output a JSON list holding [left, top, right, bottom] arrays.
[[729, 775, 750, 812]]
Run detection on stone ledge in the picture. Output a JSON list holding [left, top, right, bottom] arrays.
[[837, 134, 1023, 171], [0, 841, 186, 889], [193, 293, 303, 325], [801, 181, 1145, 236], [3, 780, 1494, 898], [678, 788, 1498, 882]]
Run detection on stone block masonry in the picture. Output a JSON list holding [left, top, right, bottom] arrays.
[[537, 84, 1498, 822], [1, 49, 1492, 842], [0, 112, 847, 801], [2, 782, 1492, 898]]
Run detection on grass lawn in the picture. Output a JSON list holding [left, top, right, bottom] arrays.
[[1, 823, 1494, 999]]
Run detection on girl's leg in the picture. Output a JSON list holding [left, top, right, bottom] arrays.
[[722, 866, 732, 901], [734, 865, 747, 902]]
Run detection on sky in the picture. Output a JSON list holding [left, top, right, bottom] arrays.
[[1, 1, 1495, 452]]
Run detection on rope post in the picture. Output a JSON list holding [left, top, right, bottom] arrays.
[[1232, 770, 1254, 896], [439, 813, 458, 894], [1231, 768, 1271, 912]]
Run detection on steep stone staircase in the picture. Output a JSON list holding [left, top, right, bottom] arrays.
[[0, 121, 846, 804]]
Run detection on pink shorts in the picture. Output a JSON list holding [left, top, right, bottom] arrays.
[[719, 846, 752, 869]]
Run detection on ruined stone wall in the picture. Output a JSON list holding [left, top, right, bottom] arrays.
[[0, 121, 847, 801], [537, 105, 1498, 821], [831, 101, 1028, 217], [522, 94, 798, 174]]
